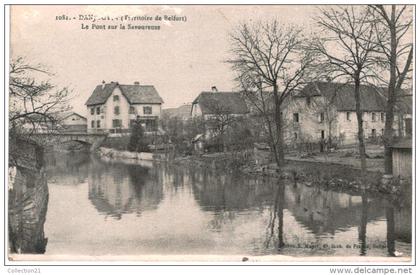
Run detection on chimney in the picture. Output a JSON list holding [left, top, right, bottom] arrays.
[[211, 86, 218, 92], [101, 80, 106, 90], [134, 81, 140, 85]]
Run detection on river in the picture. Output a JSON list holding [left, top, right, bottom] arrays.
[[42, 151, 411, 258]]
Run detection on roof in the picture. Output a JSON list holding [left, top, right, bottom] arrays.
[[395, 95, 413, 114], [391, 138, 412, 149], [85, 82, 163, 106], [162, 104, 192, 119], [297, 82, 388, 112], [62, 112, 87, 121], [192, 92, 248, 115]]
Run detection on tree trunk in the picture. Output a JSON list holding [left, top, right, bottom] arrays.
[[354, 76, 367, 179], [277, 182, 285, 250], [384, 7, 397, 175], [273, 83, 285, 167], [358, 194, 368, 256]]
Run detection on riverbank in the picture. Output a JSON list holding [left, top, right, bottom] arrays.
[[94, 144, 407, 196], [171, 149, 407, 196]]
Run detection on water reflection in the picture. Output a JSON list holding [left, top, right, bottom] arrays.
[[88, 158, 163, 219], [40, 152, 412, 257]]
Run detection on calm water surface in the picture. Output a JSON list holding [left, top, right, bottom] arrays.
[[43, 152, 412, 257]]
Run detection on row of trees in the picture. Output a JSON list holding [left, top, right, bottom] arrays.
[[228, 5, 413, 178]]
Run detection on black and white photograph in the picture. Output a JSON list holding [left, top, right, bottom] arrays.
[[3, 2, 416, 271]]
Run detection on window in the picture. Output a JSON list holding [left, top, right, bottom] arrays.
[[113, 95, 119, 101], [372, 112, 376, 122], [97, 120, 100, 128], [381, 112, 385, 122], [90, 108, 95, 115], [294, 132, 298, 140], [320, 112, 325, 123], [371, 129, 376, 137], [321, 130, 325, 140], [112, 119, 122, 128], [129, 106, 135, 114], [114, 106, 120, 115], [91, 120, 95, 128], [381, 129, 384, 135], [306, 97, 311, 106], [293, 113, 299, 123], [96, 106, 100, 115], [143, 106, 152, 115], [346, 112, 351, 121]]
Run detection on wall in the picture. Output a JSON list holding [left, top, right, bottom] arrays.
[[63, 114, 87, 126], [191, 103, 202, 117], [104, 87, 131, 129], [392, 148, 412, 178]]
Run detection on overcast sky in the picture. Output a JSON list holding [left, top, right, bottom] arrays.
[[10, 5, 412, 115], [10, 5, 319, 115]]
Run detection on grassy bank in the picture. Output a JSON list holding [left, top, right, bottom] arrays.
[[172, 148, 407, 196]]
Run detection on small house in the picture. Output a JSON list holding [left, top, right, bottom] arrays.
[[60, 112, 87, 133], [391, 138, 412, 179], [191, 86, 248, 140]]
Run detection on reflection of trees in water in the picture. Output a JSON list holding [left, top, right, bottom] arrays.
[[285, 184, 384, 236], [44, 151, 90, 185], [358, 194, 368, 256], [9, 167, 49, 254], [385, 187, 412, 256], [87, 158, 163, 219], [264, 181, 285, 251], [191, 169, 275, 212]]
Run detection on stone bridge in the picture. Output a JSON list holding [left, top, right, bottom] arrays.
[[32, 132, 108, 150]]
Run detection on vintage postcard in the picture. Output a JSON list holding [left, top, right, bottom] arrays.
[[5, 3, 414, 267]]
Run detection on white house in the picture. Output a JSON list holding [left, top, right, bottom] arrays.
[[285, 81, 412, 145], [60, 112, 87, 133], [85, 81, 164, 134]]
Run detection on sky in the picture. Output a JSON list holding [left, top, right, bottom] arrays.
[[10, 5, 412, 115], [10, 5, 318, 115]]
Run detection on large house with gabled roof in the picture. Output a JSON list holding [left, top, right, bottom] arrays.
[[285, 81, 412, 145], [85, 81, 164, 134]]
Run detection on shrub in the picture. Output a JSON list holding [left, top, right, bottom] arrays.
[[127, 121, 150, 152]]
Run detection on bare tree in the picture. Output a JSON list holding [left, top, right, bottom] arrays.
[[311, 6, 381, 179], [227, 20, 314, 167], [9, 57, 71, 137], [204, 99, 239, 152], [9, 57, 72, 166], [369, 5, 413, 175]]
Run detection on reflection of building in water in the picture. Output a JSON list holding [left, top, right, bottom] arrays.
[[393, 203, 411, 243], [284, 184, 384, 235], [88, 159, 163, 219], [45, 152, 89, 185]]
